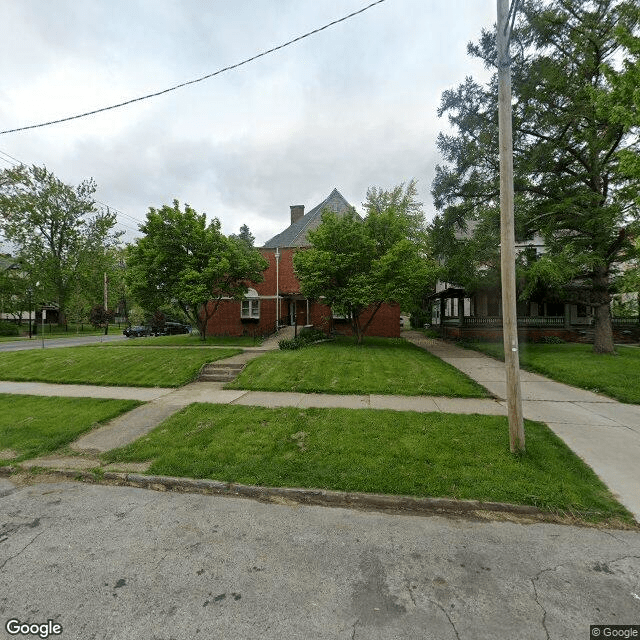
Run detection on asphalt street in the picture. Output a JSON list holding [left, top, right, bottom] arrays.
[[1, 479, 639, 640], [0, 334, 127, 352]]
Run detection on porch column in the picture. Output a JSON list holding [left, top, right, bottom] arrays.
[[564, 303, 571, 329]]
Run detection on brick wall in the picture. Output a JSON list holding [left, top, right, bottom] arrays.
[[256, 248, 300, 295], [203, 247, 401, 339]]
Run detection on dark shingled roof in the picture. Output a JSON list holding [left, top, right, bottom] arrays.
[[262, 188, 355, 248]]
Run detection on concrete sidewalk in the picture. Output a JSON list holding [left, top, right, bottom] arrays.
[[403, 332, 640, 520]]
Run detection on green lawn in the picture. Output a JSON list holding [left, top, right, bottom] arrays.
[[101, 403, 633, 522], [464, 342, 640, 404], [0, 394, 141, 464], [227, 337, 488, 397], [0, 346, 242, 387]]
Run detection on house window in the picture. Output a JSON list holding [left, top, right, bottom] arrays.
[[241, 299, 260, 319]]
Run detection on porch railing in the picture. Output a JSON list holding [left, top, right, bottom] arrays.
[[441, 315, 639, 327]]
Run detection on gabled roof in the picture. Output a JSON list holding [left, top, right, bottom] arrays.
[[262, 188, 355, 249]]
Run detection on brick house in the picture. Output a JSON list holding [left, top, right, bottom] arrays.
[[204, 188, 401, 338]]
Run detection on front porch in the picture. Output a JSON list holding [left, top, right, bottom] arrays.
[[428, 287, 640, 343]]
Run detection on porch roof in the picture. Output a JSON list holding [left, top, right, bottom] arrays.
[[426, 287, 465, 301]]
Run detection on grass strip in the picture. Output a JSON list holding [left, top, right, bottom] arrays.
[[227, 337, 488, 397], [0, 394, 141, 464], [462, 342, 640, 404], [0, 346, 242, 387], [101, 403, 632, 523]]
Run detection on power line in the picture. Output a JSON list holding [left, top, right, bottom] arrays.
[[0, 147, 143, 232], [0, 0, 388, 136]]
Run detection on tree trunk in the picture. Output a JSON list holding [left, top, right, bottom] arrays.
[[592, 269, 615, 354], [593, 302, 614, 354], [350, 311, 364, 345], [199, 303, 208, 341]]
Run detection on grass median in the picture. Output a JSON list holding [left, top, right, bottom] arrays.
[[226, 337, 488, 397], [0, 394, 141, 465], [101, 403, 633, 523], [461, 342, 640, 404], [0, 346, 242, 387]]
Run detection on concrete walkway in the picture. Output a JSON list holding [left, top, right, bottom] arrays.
[[2, 328, 639, 520], [403, 331, 640, 520]]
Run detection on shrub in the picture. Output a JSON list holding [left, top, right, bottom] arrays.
[[279, 338, 301, 350], [89, 305, 115, 328], [0, 322, 19, 336], [539, 335, 566, 344], [410, 309, 431, 329], [279, 327, 329, 350]]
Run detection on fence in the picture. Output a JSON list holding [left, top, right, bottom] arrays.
[[442, 316, 639, 327]]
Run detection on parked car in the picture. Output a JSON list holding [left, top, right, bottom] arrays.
[[123, 325, 152, 338], [161, 322, 191, 335]]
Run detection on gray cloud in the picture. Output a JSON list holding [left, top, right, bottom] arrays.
[[1, 0, 496, 246]]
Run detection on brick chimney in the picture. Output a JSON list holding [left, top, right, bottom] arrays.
[[290, 205, 305, 225]]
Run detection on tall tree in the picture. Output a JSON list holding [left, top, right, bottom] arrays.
[[231, 224, 256, 248], [432, 0, 640, 353], [0, 255, 24, 322], [0, 164, 121, 323], [294, 181, 437, 344], [126, 200, 268, 339]]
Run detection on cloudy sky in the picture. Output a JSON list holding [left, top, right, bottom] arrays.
[[0, 0, 496, 246]]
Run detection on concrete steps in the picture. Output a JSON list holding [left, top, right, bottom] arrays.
[[198, 362, 245, 382]]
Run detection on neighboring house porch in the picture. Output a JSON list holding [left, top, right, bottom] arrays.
[[428, 286, 640, 343]]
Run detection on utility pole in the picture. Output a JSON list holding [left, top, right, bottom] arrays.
[[497, 0, 525, 452]]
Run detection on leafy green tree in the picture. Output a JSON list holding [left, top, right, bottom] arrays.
[[294, 182, 437, 344], [0, 256, 24, 322], [126, 200, 268, 339], [0, 164, 121, 324], [231, 224, 256, 248], [432, 0, 640, 354]]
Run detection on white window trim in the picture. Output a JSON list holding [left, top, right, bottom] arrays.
[[241, 298, 260, 319]]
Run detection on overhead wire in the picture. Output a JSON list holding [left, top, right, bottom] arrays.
[[0, 0, 388, 136], [0, 148, 142, 233]]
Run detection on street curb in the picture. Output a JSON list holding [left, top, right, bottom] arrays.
[[3, 464, 636, 528], [0, 463, 546, 518]]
